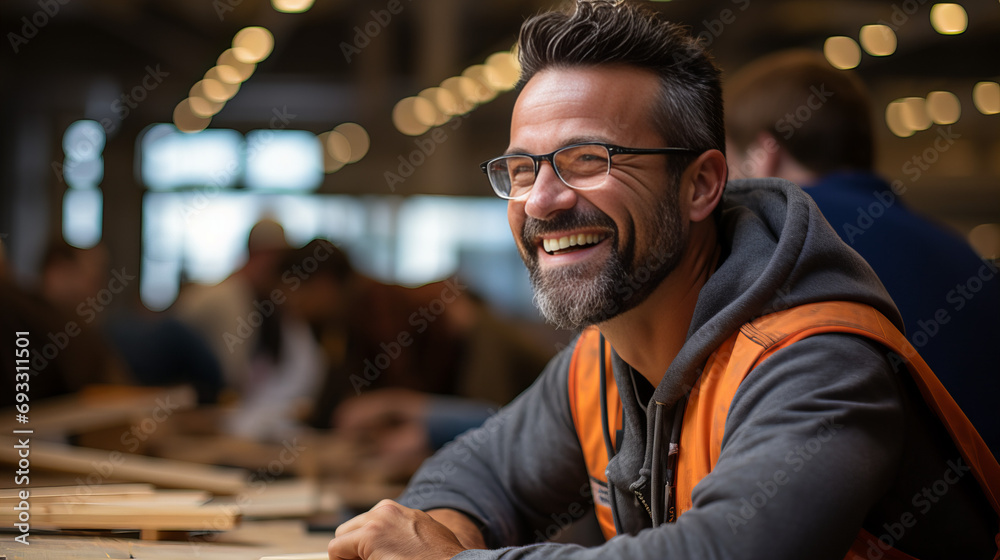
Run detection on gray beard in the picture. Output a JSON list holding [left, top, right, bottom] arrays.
[[524, 194, 684, 331], [530, 250, 629, 330]]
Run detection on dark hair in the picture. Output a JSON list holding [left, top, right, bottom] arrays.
[[724, 49, 874, 174], [516, 0, 725, 179], [283, 239, 353, 283]]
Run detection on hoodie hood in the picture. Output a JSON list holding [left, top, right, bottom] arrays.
[[653, 177, 902, 406], [604, 177, 902, 533]]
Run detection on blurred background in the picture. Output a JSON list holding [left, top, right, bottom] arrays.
[[0, 0, 997, 315], [0, 1, 997, 550]]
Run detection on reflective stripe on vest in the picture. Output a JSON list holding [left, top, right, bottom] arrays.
[[568, 301, 1000, 559]]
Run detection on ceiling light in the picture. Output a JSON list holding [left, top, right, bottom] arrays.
[[823, 36, 861, 70], [859, 25, 896, 56], [930, 3, 968, 35], [233, 27, 274, 63], [925, 91, 961, 124], [973, 82, 1000, 115]]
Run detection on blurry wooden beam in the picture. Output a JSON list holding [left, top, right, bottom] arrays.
[[0, 501, 240, 533], [0, 385, 196, 436], [0, 437, 248, 494]]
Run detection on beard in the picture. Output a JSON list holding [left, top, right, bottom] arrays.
[[520, 187, 685, 330]]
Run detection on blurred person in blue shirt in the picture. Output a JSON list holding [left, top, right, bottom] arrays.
[[725, 49, 1000, 458]]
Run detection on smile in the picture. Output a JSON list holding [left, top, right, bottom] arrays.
[[541, 232, 609, 255]]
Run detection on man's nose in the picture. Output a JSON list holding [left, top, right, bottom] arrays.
[[524, 162, 577, 220]]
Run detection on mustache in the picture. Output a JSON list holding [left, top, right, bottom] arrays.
[[521, 208, 618, 247]]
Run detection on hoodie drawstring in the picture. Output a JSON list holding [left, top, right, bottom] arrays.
[[651, 398, 686, 527], [600, 334, 688, 531]]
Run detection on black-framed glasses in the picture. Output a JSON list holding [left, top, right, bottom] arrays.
[[479, 142, 700, 200]]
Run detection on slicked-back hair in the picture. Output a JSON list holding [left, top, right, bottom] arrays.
[[516, 0, 725, 180]]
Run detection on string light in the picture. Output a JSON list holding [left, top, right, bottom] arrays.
[[925, 91, 961, 124], [823, 36, 861, 70], [272, 0, 315, 13], [233, 27, 274, 63], [973, 82, 1000, 115], [930, 3, 968, 35], [859, 25, 896, 56], [392, 48, 521, 135]]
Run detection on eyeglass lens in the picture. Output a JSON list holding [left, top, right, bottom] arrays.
[[489, 144, 612, 198]]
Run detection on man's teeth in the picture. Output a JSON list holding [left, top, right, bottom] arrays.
[[542, 233, 603, 254]]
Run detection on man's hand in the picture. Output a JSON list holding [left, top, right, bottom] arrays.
[[328, 500, 469, 560]]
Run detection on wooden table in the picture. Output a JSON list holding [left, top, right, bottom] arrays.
[[3, 520, 333, 560]]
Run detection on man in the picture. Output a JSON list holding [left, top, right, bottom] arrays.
[[724, 50, 1000, 458], [328, 2, 999, 559]]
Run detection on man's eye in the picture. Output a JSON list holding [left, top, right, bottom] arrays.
[[510, 163, 534, 177]]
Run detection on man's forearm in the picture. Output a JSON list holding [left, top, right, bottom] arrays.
[[428, 509, 487, 550]]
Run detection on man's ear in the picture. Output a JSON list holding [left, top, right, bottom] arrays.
[[686, 149, 727, 223]]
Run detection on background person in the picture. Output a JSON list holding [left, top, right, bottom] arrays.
[[283, 239, 554, 477], [724, 49, 1000, 458]]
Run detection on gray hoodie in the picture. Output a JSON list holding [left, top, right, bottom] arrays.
[[399, 179, 997, 559]]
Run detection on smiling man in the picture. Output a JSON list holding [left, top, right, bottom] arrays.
[[327, 2, 1000, 560]]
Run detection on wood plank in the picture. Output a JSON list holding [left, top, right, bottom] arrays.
[[0, 438, 248, 494], [0, 483, 154, 499], [19, 520, 337, 560], [0, 502, 240, 531], [259, 553, 329, 560], [148, 433, 313, 475], [0, 385, 196, 436], [209, 479, 341, 518], [1, 490, 211, 506]]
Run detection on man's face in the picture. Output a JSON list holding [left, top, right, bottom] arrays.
[[506, 66, 687, 329]]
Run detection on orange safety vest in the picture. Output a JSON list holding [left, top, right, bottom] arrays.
[[568, 301, 1000, 559]]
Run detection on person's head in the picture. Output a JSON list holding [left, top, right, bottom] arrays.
[[242, 218, 289, 293], [724, 49, 874, 184], [516, 0, 726, 179], [281, 239, 355, 324], [486, 0, 728, 329]]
